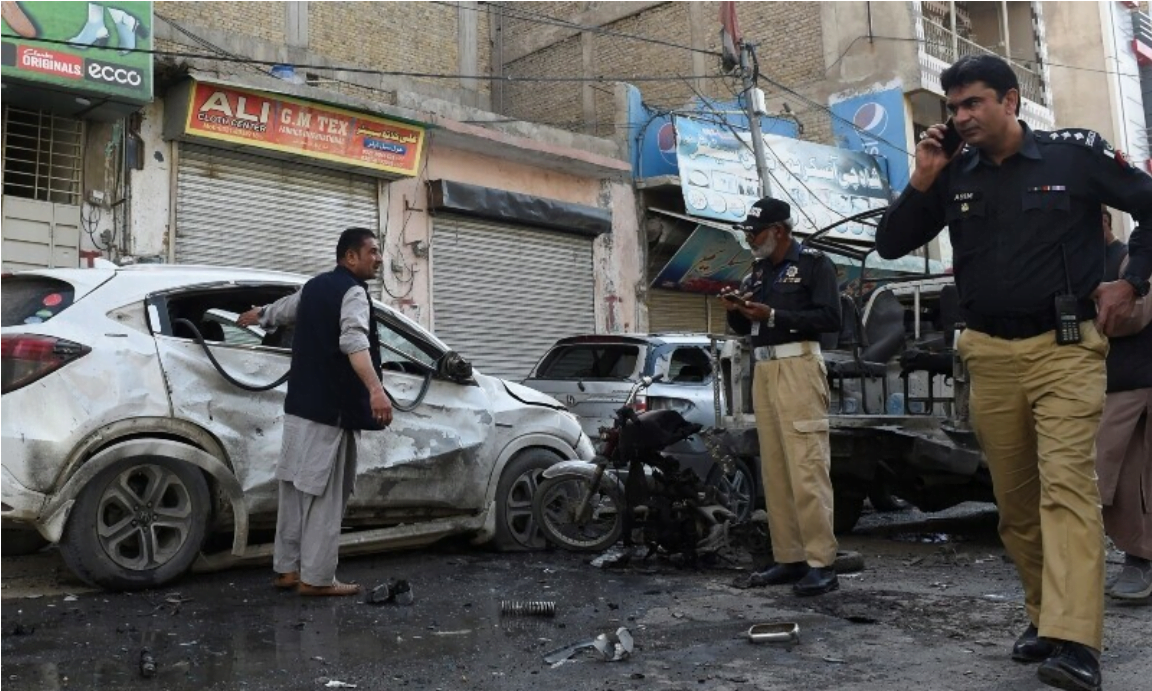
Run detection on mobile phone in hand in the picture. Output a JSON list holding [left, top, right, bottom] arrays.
[[940, 118, 963, 157], [722, 292, 748, 307]]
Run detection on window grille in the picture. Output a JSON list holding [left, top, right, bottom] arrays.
[[2, 105, 84, 205]]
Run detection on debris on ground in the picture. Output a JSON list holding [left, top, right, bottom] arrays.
[[364, 579, 413, 606], [322, 680, 357, 688], [139, 648, 157, 678], [543, 627, 634, 665], [500, 600, 556, 617]]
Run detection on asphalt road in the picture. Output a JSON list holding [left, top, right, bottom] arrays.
[[3, 503, 1149, 691]]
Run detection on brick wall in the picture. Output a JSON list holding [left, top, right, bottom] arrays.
[[157, 2, 285, 45], [155, 2, 491, 97], [501, 1, 831, 143]]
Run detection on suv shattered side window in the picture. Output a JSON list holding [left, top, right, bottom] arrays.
[[667, 347, 712, 384], [534, 345, 640, 380], [1, 276, 76, 326]]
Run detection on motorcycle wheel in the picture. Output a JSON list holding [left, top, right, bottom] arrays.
[[533, 474, 625, 552]]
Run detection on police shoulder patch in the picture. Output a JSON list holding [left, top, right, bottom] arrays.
[[800, 246, 824, 257], [1038, 128, 1104, 150]]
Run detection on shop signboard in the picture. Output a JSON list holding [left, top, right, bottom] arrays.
[[651, 225, 752, 294], [1, 0, 153, 102], [183, 82, 425, 177], [674, 115, 891, 242], [829, 86, 910, 193]]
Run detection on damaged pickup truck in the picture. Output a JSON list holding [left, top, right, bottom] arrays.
[[1, 265, 594, 590], [711, 210, 994, 533]]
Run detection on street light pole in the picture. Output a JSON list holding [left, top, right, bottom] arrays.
[[740, 42, 772, 198]]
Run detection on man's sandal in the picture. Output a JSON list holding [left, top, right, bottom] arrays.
[[297, 580, 362, 597], [273, 572, 300, 589]]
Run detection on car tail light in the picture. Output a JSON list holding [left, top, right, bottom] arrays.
[[1, 335, 90, 394], [631, 394, 647, 413]]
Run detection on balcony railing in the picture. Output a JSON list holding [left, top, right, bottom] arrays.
[[921, 18, 1047, 106]]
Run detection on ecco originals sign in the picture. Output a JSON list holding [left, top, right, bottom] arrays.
[[0, 1, 153, 102], [181, 82, 425, 177]]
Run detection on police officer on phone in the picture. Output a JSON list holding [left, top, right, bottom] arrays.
[[721, 197, 842, 596], [876, 54, 1152, 691]]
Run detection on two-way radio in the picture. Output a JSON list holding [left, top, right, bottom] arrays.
[[1054, 246, 1082, 345]]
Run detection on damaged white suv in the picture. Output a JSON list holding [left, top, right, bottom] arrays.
[[1, 265, 593, 590]]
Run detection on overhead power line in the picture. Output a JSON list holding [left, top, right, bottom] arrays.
[[17, 36, 730, 83]]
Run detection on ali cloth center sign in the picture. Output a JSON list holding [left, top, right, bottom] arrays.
[[1, 0, 153, 102], [184, 82, 425, 177]]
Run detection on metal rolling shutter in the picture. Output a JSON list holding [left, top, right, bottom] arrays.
[[175, 144, 379, 282], [648, 289, 727, 335], [431, 215, 595, 381]]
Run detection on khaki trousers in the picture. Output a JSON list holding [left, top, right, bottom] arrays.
[[957, 323, 1107, 650], [752, 352, 838, 567]]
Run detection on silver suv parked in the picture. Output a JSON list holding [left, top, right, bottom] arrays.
[[522, 334, 721, 439]]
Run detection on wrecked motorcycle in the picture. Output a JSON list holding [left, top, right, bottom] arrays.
[[532, 375, 738, 562]]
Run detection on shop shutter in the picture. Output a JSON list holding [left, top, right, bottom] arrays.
[[431, 215, 595, 381], [175, 144, 379, 285], [648, 289, 728, 335]]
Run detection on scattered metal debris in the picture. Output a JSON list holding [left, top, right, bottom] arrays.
[[592, 627, 633, 662], [500, 600, 556, 617], [823, 656, 846, 664], [543, 627, 634, 665], [747, 622, 800, 644], [139, 648, 157, 678], [323, 681, 357, 689], [364, 579, 413, 606]]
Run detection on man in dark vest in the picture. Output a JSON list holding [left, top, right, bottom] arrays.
[[239, 227, 391, 596]]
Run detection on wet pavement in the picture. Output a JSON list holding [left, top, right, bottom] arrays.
[[4, 503, 1150, 691]]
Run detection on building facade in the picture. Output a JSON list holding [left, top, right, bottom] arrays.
[[2, 1, 645, 381], [495, 1, 1060, 329], [1046, 0, 1151, 239]]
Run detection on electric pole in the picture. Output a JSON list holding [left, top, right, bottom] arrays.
[[739, 42, 772, 198]]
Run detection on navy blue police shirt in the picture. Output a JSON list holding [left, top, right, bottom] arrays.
[[876, 122, 1152, 328], [727, 240, 841, 347]]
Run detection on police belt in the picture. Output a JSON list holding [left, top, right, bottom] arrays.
[[753, 341, 821, 362], [963, 299, 1096, 340]]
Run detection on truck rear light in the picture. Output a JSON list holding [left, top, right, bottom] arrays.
[[1, 335, 90, 394]]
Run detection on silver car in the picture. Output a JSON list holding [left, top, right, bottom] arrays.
[[521, 334, 759, 521], [521, 334, 722, 438], [1, 266, 594, 590]]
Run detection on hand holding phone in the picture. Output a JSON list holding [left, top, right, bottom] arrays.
[[721, 292, 748, 307], [940, 118, 963, 157]]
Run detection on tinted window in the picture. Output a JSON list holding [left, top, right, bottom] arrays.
[[1, 276, 76, 327], [533, 344, 640, 380]]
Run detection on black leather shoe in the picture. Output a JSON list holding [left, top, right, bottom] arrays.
[[1012, 624, 1056, 664], [1037, 642, 1101, 691], [793, 567, 839, 596], [748, 562, 809, 587]]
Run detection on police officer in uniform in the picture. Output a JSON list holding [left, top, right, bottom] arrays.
[[722, 197, 842, 597], [877, 54, 1152, 691]]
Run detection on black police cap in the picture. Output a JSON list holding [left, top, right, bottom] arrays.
[[733, 197, 791, 233]]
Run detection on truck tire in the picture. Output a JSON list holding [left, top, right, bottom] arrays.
[[492, 449, 559, 551], [59, 456, 210, 591]]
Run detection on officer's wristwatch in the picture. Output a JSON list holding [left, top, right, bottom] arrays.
[[1122, 273, 1151, 298]]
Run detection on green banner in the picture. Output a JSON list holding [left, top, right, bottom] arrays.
[[2, 0, 153, 102]]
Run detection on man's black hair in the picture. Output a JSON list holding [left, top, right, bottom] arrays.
[[337, 227, 376, 261], [941, 54, 1021, 115]]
